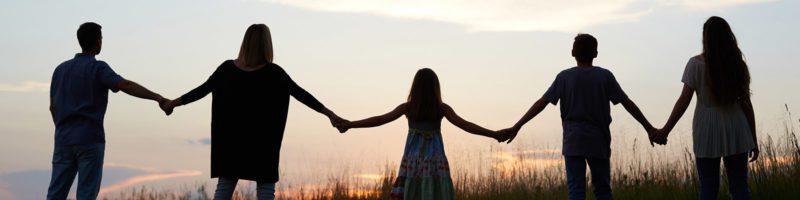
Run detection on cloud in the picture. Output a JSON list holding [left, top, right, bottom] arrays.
[[0, 181, 15, 200], [264, 0, 775, 32], [187, 137, 211, 145], [662, 0, 775, 10], [0, 81, 49, 93], [0, 164, 202, 200]]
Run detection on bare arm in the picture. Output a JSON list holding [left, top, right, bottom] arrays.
[[505, 97, 549, 143], [340, 103, 406, 131], [117, 79, 166, 102], [49, 97, 55, 119], [656, 84, 695, 141], [441, 103, 499, 140], [740, 96, 759, 162], [620, 98, 656, 146]]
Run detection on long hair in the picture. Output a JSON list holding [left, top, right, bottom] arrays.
[[406, 68, 443, 122], [237, 24, 274, 67], [702, 16, 751, 105]]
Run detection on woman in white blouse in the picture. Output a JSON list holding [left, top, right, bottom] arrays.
[[653, 16, 759, 200]]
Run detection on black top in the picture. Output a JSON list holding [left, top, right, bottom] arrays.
[[180, 60, 325, 182]]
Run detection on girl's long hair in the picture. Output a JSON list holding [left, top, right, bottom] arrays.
[[237, 24, 274, 67], [406, 68, 443, 122], [702, 16, 751, 105]]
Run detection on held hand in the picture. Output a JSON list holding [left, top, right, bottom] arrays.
[[749, 147, 760, 162], [492, 130, 509, 143], [157, 97, 174, 116], [334, 121, 351, 134], [502, 127, 521, 144], [645, 126, 656, 147], [327, 114, 349, 133], [651, 129, 669, 145]]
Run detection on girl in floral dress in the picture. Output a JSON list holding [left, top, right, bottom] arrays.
[[337, 68, 506, 199]]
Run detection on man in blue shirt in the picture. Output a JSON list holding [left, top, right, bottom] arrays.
[[502, 34, 657, 200], [47, 22, 170, 200]]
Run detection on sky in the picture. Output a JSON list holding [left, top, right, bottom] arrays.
[[1, 0, 799, 199]]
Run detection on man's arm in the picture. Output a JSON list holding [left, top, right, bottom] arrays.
[[116, 79, 167, 104]]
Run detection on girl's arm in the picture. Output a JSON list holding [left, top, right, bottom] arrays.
[[339, 103, 406, 132], [655, 84, 695, 142], [441, 103, 501, 141], [740, 96, 759, 162]]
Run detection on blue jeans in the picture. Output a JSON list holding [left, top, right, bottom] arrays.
[[213, 177, 276, 200], [565, 156, 612, 200], [696, 153, 750, 200], [46, 143, 105, 200]]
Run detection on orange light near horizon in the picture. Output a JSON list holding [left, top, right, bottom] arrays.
[[491, 149, 563, 177], [97, 170, 203, 197]]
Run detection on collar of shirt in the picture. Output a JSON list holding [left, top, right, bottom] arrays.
[[74, 53, 96, 60]]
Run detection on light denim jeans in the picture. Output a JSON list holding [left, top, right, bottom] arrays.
[[46, 143, 105, 200], [213, 177, 276, 200]]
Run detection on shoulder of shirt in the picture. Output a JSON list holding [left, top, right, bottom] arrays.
[[689, 55, 705, 64], [94, 60, 110, 67]]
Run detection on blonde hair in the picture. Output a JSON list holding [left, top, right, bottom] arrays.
[[237, 24, 274, 67]]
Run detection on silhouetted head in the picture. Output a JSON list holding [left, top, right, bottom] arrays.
[[572, 33, 598, 63], [406, 68, 443, 122], [77, 22, 102, 55], [237, 24, 274, 67], [702, 16, 750, 105]]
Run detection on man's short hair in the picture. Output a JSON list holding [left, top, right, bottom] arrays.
[[77, 22, 102, 51]]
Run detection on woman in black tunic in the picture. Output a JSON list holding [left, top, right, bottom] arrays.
[[164, 24, 345, 200]]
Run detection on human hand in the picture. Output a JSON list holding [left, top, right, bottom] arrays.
[[334, 120, 350, 134], [327, 114, 349, 133], [645, 126, 656, 147], [749, 147, 760, 162], [502, 127, 521, 144], [157, 97, 174, 116], [492, 130, 510, 143], [651, 128, 669, 145]]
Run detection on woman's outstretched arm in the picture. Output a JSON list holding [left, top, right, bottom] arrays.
[[338, 103, 406, 132], [164, 68, 221, 114], [441, 103, 502, 141], [654, 84, 695, 142]]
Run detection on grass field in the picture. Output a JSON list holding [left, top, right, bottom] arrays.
[[108, 107, 800, 200]]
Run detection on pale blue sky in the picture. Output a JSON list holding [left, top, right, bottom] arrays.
[[1, 0, 798, 198]]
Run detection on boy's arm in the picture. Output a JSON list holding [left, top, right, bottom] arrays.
[[620, 98, 656, 146], [506, 97, 549, 143]]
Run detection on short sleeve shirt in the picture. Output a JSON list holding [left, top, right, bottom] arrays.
[[543, 66, 628, 159], [50, 54, 124, 146]]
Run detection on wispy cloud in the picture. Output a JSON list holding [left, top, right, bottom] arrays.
[[98, 171, 202, 196], [98, 163, 202, 196], [186, 137, 211, 145], [0, 81, 49, 93], [0, 181, 15, 200], [662, 0, 775, 10], [264, 0, 775, 32]]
